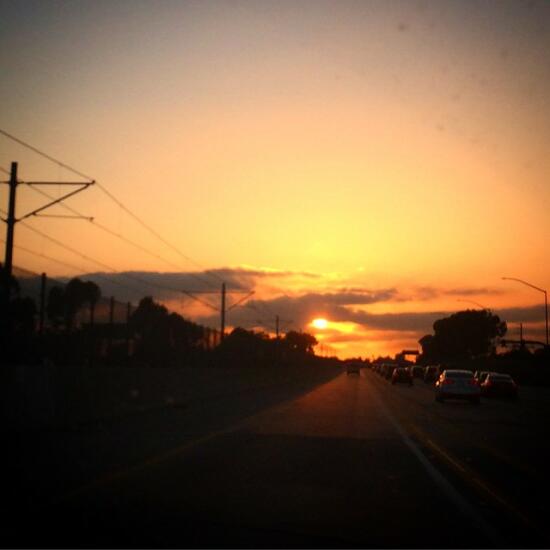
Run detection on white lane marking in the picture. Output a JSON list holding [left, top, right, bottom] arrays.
[[368, 380, 500, 546]]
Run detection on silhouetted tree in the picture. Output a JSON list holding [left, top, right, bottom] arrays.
[[283, 330, 318, 354], [47, 286, 65, 329], [213, 327, 276, 367], [0, 266, 37, 364], [417, 334, 438, 365], [418, 309, 506, 362], [46, 278, 101, 330], [129, 296, 205, 364]]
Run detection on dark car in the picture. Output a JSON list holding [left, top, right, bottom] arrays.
[[480, 373, 518, 399], [392, 367, 413, 386], [435, 370, 481, 404], [410, 366, 424, 379], [474, 371, 491, 385], [346, 362, 361, 375], [384, 365, 397, 380], [424, 365, 440, 384]]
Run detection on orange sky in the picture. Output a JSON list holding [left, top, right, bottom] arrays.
[[1, 1, 549, 358]]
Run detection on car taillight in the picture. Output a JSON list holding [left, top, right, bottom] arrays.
[[468, 380, 477, 386], [442, 379, 454, 385]]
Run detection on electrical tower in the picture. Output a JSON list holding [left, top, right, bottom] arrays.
[[1, 161, 94, 279], [181, 283, 254, 341]]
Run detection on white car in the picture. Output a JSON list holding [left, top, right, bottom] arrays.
[[435, 369, 480, 404]]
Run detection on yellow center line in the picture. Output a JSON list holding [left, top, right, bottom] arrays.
[[407, 421, 548, 541]]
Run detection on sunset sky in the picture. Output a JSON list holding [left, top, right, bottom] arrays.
[[1, 0, 549, 358]]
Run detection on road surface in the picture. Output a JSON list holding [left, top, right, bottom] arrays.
[[6, 368, 550, 548]]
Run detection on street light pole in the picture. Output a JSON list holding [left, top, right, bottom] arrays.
[[502, 277, 549, 347]]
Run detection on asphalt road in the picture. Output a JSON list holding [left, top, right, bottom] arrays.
[[6, 368, 550, 548]]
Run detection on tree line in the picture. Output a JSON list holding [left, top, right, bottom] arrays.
[[0, 267, 324, 369]]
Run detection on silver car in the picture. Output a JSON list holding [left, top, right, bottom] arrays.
[[435, 369, 481, 404]]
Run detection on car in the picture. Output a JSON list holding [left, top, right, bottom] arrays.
[[424, 365, 440, 384], [392, 367, 413, 386], [346, 362, 361, 375], [435, 369, 481, 404], [474, 371, 491, 385], [410, 366, 424, 379], [384, 365, 397, 380], [480, 373, 518, 399]]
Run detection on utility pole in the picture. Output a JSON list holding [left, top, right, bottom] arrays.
[[39, 272, 46, 335], [502, 277, 549, 348], [520, 323, 523, 346], [220, 283, 226, 341], [257, 315, 292, 338], [179, 284, 253, 344], [4, 162, 18, 277], [1, 161, 94, 278]]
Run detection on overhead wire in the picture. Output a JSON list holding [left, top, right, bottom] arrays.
[[0, 129, 224, 286], [15, 221, 219, 311], [2, 162, 222, 307], [0, 129, 95, 182], [0, 237, 146, 295], [24, 180, 219, 289]]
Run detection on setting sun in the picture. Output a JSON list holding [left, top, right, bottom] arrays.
[[311, 318, 329, 330]]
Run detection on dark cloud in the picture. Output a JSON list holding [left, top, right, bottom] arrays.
[[444, 287, 506, 297], [60, 270, 544, 342], [61, 267, 320, 304], [494, 305, 547, 323], [201, 292, 546, 341], [205, 267, 320, 280], [407, 286, 507, 301]]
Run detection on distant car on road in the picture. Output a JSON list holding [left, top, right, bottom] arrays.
[[480, 373, 518, 399], [424, 365, 440, 384], [392, 367, 413, 386], [435, 370, 481, 404], [346, 362, 361, 375]]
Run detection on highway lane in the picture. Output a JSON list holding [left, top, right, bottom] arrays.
[[5, 366, 339, 508], [7, 369, 550, 548], [366, 370, 550, 547]]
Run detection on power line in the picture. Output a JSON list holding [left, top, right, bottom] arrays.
[[0, 128, 94, 182], [95, 181, 224, 284], [0, 129, 224, 286], [2, 164, 220, 290], [26, 185, 183, 269], [4, 196, 220, 311], [15, 221, 219, 311], [0, 238, 145, 295], [26, 182, 215, 282]]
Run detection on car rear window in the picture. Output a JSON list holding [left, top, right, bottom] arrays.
[[445, 371, 473, 379]]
